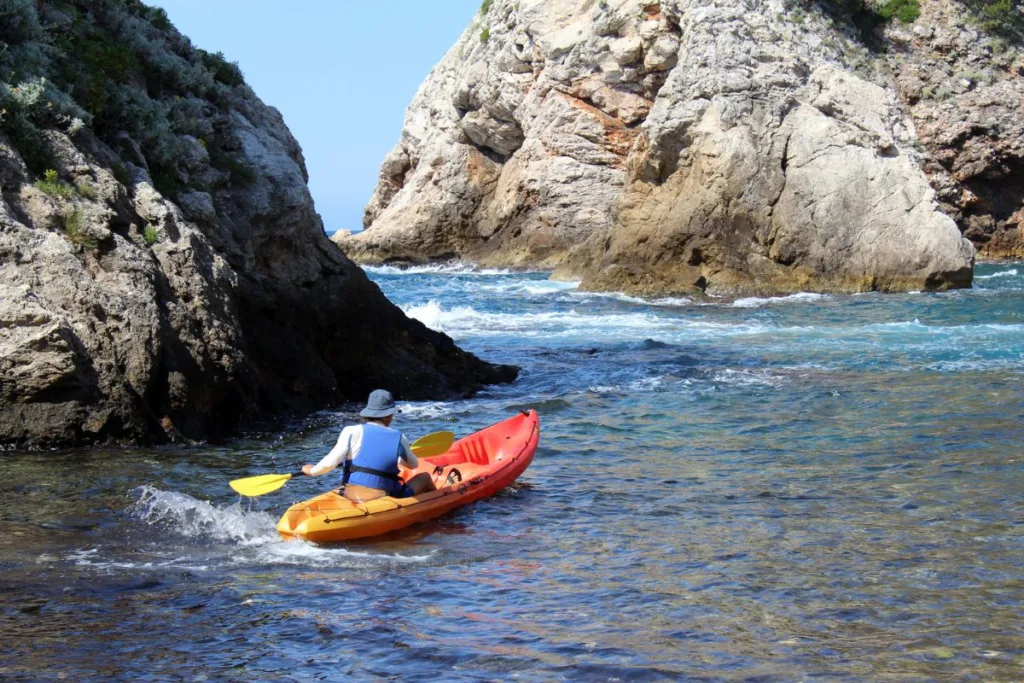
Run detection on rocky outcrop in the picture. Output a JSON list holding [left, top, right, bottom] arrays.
[[0, 1, 515, 447], [339, 0, 991, 295], [884, 2, 1024, 260]]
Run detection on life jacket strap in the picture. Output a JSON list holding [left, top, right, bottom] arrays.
[[346, 464, 399, 483]]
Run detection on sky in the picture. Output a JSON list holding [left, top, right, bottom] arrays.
[[154, 1, 480, 234]]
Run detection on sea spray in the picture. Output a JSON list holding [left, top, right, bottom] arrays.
[[132, 485, 279, 546]]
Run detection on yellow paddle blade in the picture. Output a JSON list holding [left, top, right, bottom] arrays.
[[411, 431, 455, 458], [229, 472, 295, 497]]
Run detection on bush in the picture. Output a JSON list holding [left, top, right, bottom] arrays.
[[111, 162, 132, 187], [0, 77, 90, 174], [75, 179, 98, 200], [965, 0, 1024, 39], [61, 208, 96, 249], [480, 0, 494, 13], [198, 49, 245, 88], [35, 169, 75, 198], [209, 145, 256, 186], [480, 27, 491, 43], [876, 0, 920, 23], [0, 0, 42, 45], [142, 224, 159, 246], [148, 7, 173, 31]]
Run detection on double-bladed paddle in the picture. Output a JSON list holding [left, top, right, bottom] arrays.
[[229, 430, 455, 497]]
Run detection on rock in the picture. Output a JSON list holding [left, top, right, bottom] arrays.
[[882, 0, 1024, 260], [0, 2, 515, 448], [345, 0, 977, 294]]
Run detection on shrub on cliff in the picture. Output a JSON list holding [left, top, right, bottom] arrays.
[[964, 0, 1024, 39], [0, 0, 250, 186], [875, 0, 920, 23]]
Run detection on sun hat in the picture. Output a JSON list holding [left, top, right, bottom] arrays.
[[360, 389, 399, 418]]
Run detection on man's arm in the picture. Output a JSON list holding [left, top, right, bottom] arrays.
[[399, 435, 418, 469], [302, 427, 355, 476]]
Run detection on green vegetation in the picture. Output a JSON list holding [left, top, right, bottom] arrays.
[[142, 224, 159, 246], [480, 0, 494, 13], [964, 0, 1024, 39], [111, 162, 132, 186], [480, 27, 491, 43], [61, 208, 96, 249], [75, 179, 98, 200], [209, 145, 256, 186], [875, 0, 920, 23], [35, 169, 75, 198], [0, 0, 252, 192], [198, 49, 245, 88]]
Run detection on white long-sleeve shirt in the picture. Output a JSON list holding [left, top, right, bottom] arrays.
[[309, 424, 418, 476]]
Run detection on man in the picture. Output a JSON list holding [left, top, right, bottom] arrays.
[[301, 389, 436, 503]]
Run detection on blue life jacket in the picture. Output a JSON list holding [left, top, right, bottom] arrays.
[[344, 423, 403, 493]]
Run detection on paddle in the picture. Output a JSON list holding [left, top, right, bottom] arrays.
[[229, 430, 456, 497]]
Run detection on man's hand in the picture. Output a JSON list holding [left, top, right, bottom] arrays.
[[302, 464, 315, 476]]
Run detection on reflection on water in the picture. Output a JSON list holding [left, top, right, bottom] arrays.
[[1, 264, 1023, 680]]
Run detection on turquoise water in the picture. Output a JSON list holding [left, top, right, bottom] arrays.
[[1, 264, 1022, 680]]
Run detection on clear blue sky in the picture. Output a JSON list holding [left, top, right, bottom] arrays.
[[154, 1, 479, 234]]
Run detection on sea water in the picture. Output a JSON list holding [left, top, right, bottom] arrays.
[[0, 264, 1021, 681]]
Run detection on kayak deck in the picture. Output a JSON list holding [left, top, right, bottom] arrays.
[[277, 410, 539, 542]]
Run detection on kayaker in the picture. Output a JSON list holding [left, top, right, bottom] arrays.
[[300, 389, 436, 503]]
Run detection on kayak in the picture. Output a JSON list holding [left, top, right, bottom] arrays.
[[277, 410, 540, 542]]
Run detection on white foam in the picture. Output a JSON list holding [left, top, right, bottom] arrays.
[[401, 299, 679, 338], [398, 401, 456, 419], [479, 280, 580, 295], [587, 376, 666, 394], [650, 297, 693, 307], [976, 268, 1018, 280], [570, 290, 651, 305], [731, 292, 830, 308], [712, 369, 787, 387], [132, 485, 279, 546], [362, 263, 523, 276], [104, 487, 437, 571]]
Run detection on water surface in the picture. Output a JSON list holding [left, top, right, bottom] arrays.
[[1, 264, 1022, 681]]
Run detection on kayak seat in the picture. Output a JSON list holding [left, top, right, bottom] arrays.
[[426, 437, 491, 468]]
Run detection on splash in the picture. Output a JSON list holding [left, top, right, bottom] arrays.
[[731, 292, 830, 308], [975, 268, 1018, 280], [132, 485, 279, 546]]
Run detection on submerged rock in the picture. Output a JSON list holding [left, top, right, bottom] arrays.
[[340, 0, 999, 295], [0, 1, 515, 447]]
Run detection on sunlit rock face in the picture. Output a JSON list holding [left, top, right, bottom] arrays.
[[0, 0, 515, 447], [340, 0, 1006, 296]]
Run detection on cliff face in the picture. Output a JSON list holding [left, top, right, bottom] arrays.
[[885, 2, 1024, 260], [339, 0, 1023, 295], [0, 0, 515, 447]]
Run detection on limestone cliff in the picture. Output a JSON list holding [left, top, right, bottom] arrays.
[[339, 0, 1023, 295], [0, 0, 515, 447]]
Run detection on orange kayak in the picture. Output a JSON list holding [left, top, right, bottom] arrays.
[[277, 410, 540, 542]]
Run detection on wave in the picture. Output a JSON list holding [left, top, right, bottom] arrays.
[[479, 280, 580, 295], [132, 485, 279, 546], [362, 263, 528, 276], [401, 300, 682, 338], [731, 292, 830, 308], [976, 269, 1018, 280]]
